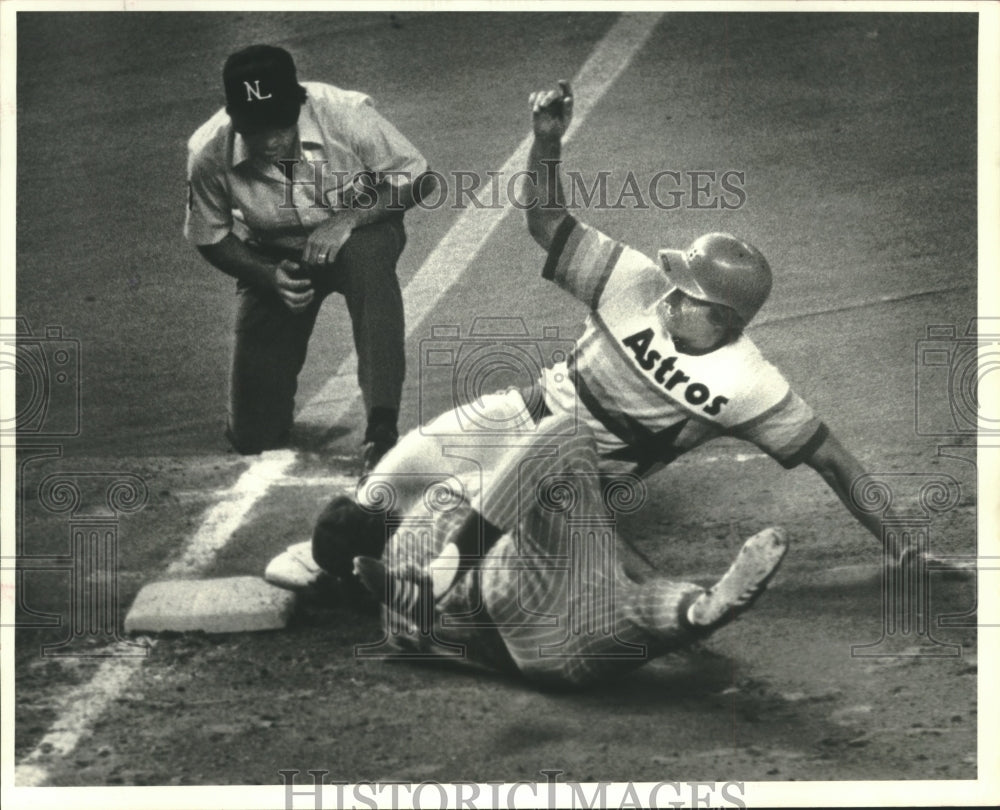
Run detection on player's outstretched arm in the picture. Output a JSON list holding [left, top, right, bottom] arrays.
[[805, 431, 884, 544], [525, 81, 573, 250]]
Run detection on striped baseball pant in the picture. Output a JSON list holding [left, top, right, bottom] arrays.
[[377, 412, 706, 687]]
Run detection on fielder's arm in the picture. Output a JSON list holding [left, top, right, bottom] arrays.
[[805, 431, 883, 543], [525, 81, 573, 250]]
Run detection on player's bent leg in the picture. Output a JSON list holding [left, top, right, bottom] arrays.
[[358, 424, 454, 512], [476, 410, 588, 534], [361, 388, 542, 512], [541, 528, 787, 648], [684, 527, 788, 631], [356, 424, 473, 536], [489, 568, 708, 688], [625, 577, 711, 647], [477, 422, 649, 688]]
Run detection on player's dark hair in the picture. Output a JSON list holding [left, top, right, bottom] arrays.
[[312, 495, 387, 579]]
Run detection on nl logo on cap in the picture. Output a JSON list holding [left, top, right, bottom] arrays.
[[244, 80, 272, 101]]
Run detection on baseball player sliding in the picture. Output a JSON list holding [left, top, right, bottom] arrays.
[[268, 81, 893, 686]]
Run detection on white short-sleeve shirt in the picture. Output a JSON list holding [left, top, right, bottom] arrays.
[[184, 81, 428, 251]]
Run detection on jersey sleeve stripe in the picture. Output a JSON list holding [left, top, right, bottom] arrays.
[[590, 241, 623, 309], [777, 421, 829, 469], [542, 215, 580, 281], [569, 231, 618, 303]]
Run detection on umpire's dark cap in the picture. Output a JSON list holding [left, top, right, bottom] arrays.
[[223, 45, 307, 134]]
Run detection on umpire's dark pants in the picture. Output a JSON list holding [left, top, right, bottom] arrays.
[[227, 216, 407, 454]]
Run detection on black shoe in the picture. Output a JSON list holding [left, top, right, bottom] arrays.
[[224, 425, 290, 455], [353, 556, 434, 630], [361, 423, 398, 474]]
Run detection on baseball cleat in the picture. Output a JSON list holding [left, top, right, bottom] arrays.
[[264, 540, 327, 591], [353, 556, 435, 629], [686, 527, 788, 629]]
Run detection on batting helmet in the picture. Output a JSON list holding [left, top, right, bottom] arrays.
[[658, 233, 772, 325]]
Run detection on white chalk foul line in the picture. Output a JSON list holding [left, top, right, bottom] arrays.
[[14, 653, 147, 787], [13, 12, 663, 787], [13, 451, 300, 787], [164, 450, 299, 578]]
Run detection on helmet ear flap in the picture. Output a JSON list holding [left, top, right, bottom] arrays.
[[706, 302, 744, 329]]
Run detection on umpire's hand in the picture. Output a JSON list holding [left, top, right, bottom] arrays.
[[530, 80, 573, 139], [303, 216, 354, 267], [273, 259, 315, 314]]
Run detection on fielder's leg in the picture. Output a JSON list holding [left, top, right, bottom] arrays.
[[477, 425, 660, 685]]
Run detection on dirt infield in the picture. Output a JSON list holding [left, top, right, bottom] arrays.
[[6, 8, 993, 805]]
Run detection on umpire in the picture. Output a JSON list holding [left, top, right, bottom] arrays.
[[184, 45, 429, 469]]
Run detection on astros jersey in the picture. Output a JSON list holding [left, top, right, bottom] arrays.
[[539, 216, 828, 475]]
